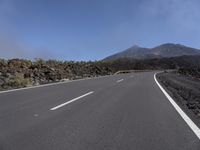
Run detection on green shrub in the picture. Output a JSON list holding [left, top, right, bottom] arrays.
[[34, 58, 46, 67], [5, 73, 31, 88]]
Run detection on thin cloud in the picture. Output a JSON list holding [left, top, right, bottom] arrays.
[[141, 0, 200, 32], [0, 0, 54, 60]]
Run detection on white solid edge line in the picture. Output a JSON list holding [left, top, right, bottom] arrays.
[[0, 74, 114, 94], [117, 79, 124, 83], [154, 73, 200, 140], [50, 91, 94, 111]]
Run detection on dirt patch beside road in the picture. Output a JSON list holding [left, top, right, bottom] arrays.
[[157, 71, 200, 128]]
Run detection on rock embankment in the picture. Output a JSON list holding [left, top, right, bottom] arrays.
[[0, 59, 113, 91]]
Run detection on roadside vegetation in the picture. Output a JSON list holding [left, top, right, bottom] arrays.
[[0, 55, 200, 91]]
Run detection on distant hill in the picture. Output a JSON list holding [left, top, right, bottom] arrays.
[[104, 43, 200, 61]]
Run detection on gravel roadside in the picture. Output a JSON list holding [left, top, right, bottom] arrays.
[[157, 71, 200, 128]]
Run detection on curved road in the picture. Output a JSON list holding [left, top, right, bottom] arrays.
[[0, 72, 199, 150]]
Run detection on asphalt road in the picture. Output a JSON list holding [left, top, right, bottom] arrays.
[[0, 72, 199, 150]]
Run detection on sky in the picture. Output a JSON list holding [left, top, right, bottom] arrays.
[[0, 0, 200, 61]]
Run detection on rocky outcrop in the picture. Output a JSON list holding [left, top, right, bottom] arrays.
[[0, 59, 113, 90]]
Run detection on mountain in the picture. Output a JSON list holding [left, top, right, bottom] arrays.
[[150, 43, 200, 57], [104, 45, 152, 60], [104, 43, 200, 61]]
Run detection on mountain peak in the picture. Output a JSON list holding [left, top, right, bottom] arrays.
[[157, 43, 191, 49], [104, 43, 200, 61], [132, 44, 140, 48]]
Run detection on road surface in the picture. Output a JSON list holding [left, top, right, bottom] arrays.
[[0, 72, 199, 150]]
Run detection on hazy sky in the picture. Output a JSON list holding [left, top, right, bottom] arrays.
[[0, 0, 200, 60]]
